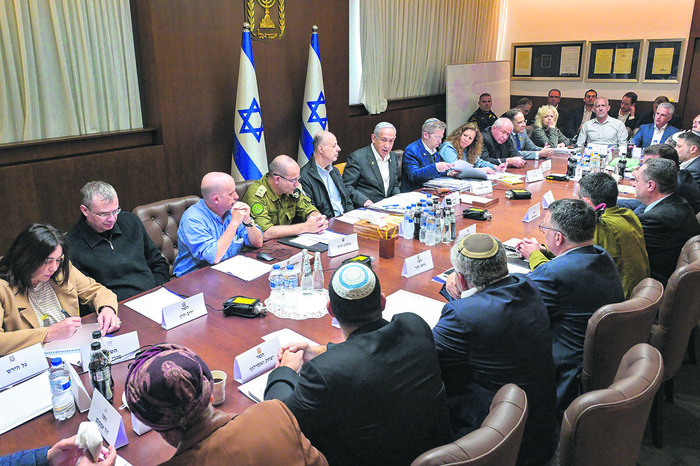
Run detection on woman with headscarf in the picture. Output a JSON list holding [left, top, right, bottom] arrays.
[[125, 343, 328, 465]]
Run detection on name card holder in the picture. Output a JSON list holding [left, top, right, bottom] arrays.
[[233, 337, 280, 384], [540, 159, 552, 172], [542, 190, 555, 209], [458, 224, 477, 238], [67, 363, 91, 413], [80, 331, 141, 372], [0, 344, 47, 390], [328, 233, 359, 257], [522, 203, 541, 223], [471, 181, 493, 195], [401, 251, 434, 278], [161, 293, 207, 330], [526, 169, 544, 183], [87, 390, 129, 448]]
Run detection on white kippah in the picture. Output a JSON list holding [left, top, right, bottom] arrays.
[[332, 263, 376, 300]]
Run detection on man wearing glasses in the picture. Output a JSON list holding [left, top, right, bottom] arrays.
[[67, 181, 170, 301], [243, 155, 328, 241], [515, 199, 624, 411]]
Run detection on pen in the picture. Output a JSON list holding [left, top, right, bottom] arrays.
[[60, 310, 71, 319]]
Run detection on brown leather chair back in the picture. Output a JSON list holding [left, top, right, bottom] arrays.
[[235, 179, 256, 200], [581, 278, 663, 392], [395, 149, 404, 188], [411, 384, 528, 466], [649, 234, 700, 380], [133, 195, 200, 276], [559, 343, 663, 466]]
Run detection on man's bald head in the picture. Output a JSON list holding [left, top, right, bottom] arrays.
[[269, 155, 298, 177], [201, 172, 235, 201]]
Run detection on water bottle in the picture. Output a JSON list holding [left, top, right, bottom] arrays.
[[566, 154, 577, 178], [313, 252, 324, 290], [300, 249, 313, 295], [89, 341, 114, 403], [419, 209, 428, 243], [402, 206, 414, 239], [575, 154, 583, 180], [49, 358, 75, 421], [426, 194, 433, 212], [426, 212, 436, 246], [268, 264, 283, 309], [283, 264, 298, 310], [617, 156, 627, 178], [442, 206, 452, 244], [449, 203, 457, 241]]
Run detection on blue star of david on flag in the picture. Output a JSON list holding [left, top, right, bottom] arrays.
[[238, 98, 264, 142], [306, 92, 327, 130]]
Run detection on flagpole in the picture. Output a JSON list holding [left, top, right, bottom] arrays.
[[298, 25, 328, 168], [232, 22, 268, 182]]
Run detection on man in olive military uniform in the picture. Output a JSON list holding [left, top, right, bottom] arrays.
[[242, 155, 329, 241]]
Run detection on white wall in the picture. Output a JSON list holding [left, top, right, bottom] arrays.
[[499, 0, 695, 102]]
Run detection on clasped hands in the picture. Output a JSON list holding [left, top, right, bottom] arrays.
[[276, 342, 326, 372]]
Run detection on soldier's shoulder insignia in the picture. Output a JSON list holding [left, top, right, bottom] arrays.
[[254, 185, 267, 198]]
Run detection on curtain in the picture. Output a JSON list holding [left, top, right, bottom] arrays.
[[358, 0, 504, 114], [0, 0, 142, 144]]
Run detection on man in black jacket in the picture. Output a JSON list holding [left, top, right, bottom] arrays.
[[300, 131, 353, 218], [481, 118, 526, 168], [67, 181, 170, 301]]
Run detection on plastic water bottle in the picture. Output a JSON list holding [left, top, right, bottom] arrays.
[[268, 264, 283, 309], [442, 206, 452, 244], [301, 249, 313, 295], [313, 252, 324, 290], [283, 264, 298, 310], [89, 341, 114, 403], [402, 206, 415, 239], [426, 212, 436, 246], [49, 358, 75, 420]]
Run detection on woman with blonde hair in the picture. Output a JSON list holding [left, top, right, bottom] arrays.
[[438, 122, 505, 174], [531, 105, 570, 148]]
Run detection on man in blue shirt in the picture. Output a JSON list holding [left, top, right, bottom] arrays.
[[400, 118, 453, 192], [300, 130, 353, 218], [173, 172, 263, 276]]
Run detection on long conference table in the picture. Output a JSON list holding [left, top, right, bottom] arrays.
[[1, 155, 586, 464]]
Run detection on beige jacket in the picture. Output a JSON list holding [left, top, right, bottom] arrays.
[[0, 261, 118, 355]]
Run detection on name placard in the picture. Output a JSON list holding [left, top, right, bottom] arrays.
[[67, 363, 91, 413], [471, 181, 493, 195], [401, 250, 434, 278], [522, 203, 541, 223], [278, 252, 303, 274], [131, 412, 152, 436], [161, 292, 207, 330], [458, 224, 477, 238], [80, 331, 141, 372], [542, 190, 555, 209], [233, 337, 280, 384], [540, 159, 552, 173], [526, 169, 544, 183], [0, 344, 47, 390], [441, 191, 460, 208], [87, 390, 129, 448], [328, 233, 359, 257]]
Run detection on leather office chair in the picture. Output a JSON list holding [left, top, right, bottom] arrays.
[[580, 278, 663, 393], [649, 234, 700, 447], [558, 343, 664, 466], [133, 195, 200, 276], [235, 179, 255, 200], [411, 384, 528, 466], [395, 149, 404, 188], [333, 162, 347, 176]]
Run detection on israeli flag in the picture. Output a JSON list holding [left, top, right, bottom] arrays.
[[297, 26, 328, 168], [232, 25, 268, 182]]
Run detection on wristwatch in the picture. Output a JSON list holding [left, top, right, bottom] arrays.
[[242, 219, 255, 228]]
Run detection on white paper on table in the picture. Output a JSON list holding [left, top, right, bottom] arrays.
[[211, 255, 272, 281], [298, 230, 345, 244], [0, 370, 52, 435], [618, 185, 635, 195], [502, 238, 521, 250], [44, 323, 100, 359], [124, 287, 183, 323], [262, 329, 319, 348], [507, 259, 532, 275], [371, 192, 425, 212], [116, 455, 133, 466], [460, 194, 493, 205], [383, 290, 445, 329], [334, 213, 361, 224], [237, 371, 271, 403]]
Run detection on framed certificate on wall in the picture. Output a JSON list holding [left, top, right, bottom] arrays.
[[586, 40, 642, 82], [643, 39, 685, 83], [511, 41, 584, 80]]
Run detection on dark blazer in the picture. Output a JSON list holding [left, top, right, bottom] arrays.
[[678, 170, 700, 214], [633, 123, 679, 148], [433, 274, 558, 466], [481, 127, 519, 165], [264, 313, 451, 466], [400, 139, 443, 192], [528, 245, 624, 410], [639, 193, 700, 286], [609, 109, 638, 131], [564, 106, 590, 139], [684, 157, 700, 186], [67, 212, 170, 301], [299, 157, 353, 218], [342, 145, 400, 207]]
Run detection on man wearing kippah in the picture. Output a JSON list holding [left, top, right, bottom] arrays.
[[517, 199, 624, 411], [264, 263, 451, 466], [434, 234, 558, 466]]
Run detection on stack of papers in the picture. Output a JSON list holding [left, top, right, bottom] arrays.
[[423, 177, 472, 191], [124, 287, 183, 323], [298, 230, 345, 244], [370, 192, 425, 213], [383, 290, 445, 329], [335, 209, 390, 225], [212, 255, 272, 281], [0, 371, 52, 435]]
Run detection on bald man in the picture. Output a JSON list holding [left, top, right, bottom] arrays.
[[480, 118, 526, 168], [173, 172, 263, 276], [242, 155, 328, 241]]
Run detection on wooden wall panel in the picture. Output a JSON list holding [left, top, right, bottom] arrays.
[[0, 166, 41, 250]]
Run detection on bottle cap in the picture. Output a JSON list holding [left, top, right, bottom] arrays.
[[273, 264, 280, 269], [51, 357, 62, 366], [92, 330, 102, 339], [91, 342, 101, 350]]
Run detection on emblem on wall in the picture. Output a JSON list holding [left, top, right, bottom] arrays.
[[246, 0, 286, 40]]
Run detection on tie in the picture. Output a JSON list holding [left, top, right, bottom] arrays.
[[515, 135, 521, 150]]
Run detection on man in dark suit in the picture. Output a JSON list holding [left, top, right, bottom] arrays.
[[400, 118, 453, 192], [467, 93, 498, 131], [517, 199, 624, 410], [343, 122, 400, 207], [264, 263, 451, 466], [635, 95, 682, 130], [481, 117, 526, 168], [636, 158, 700, 285], [299, 130, 353, 218], [609, 91, 639, 137], [434, 234, 558, 466], [565, 88, 597, 139], [677, 131, 700, 185], [633, 102, 679, 148]]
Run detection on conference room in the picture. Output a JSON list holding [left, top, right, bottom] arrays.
[[2, 0, 700, 465]]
